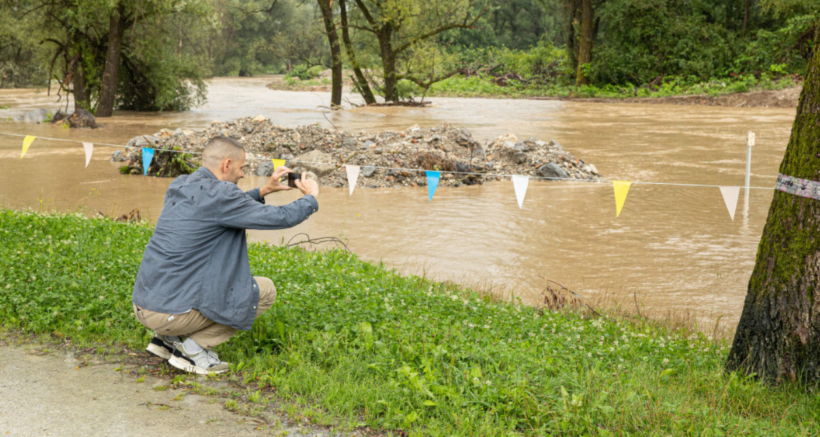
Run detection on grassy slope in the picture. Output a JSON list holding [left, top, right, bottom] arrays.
[[422, 75, 800, 100], [1, 209, 818, 436]]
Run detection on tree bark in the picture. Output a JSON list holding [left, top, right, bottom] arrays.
[[726, 28, 820, 383], [742, 0, 750, 37], [317, 0, 343, 107], [339, 0, 376, 105], [575, 0, 593, 86], [565, 0, 581, 74], [377, 26, 397, 102], [96, 3, 126, 118]]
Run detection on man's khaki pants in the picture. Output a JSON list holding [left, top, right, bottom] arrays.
[[133, 276, 276, 348]]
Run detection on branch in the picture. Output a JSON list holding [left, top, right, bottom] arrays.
[[394, 3, 488, 54], [353, 0, 378, 26]]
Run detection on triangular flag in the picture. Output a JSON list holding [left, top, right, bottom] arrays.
[[426, 171, 440, 202], [345, 164, 360, 195], [719, 186, 740, 221], [613, 181, 632, 217], [142, 147, 155, 176], [82, 142, 93, 168], [512, 175, 529, 209], [20, 135, 36, 158], [272, 158, 286, 181]]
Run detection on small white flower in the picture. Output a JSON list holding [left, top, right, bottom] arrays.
[[662, 358, 670, 366]]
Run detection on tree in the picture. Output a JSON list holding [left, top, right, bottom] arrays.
[[350, 0, 487, 102], [339, 0, 376, 104], [725, 26, 820, 382], [317, 0, 343, 106], [575, 0, 594, 85], [27, 0, 213, 115]]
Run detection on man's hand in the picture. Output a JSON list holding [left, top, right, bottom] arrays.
[[295, 177, 319, 199], [259, 166, 292, 197]]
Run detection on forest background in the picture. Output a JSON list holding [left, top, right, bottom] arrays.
[[0, 0, 818, 114]]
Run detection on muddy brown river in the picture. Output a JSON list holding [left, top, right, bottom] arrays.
[[0, 77, 797, 329]]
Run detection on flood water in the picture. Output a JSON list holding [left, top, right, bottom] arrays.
[[0, 77, 797, 329]]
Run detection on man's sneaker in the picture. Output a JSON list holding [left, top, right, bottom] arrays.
[[168, 342, 230, 375], [145, 334, 180, 360]]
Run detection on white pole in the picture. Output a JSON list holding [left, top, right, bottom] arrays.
[[744, 131, 755, 221]]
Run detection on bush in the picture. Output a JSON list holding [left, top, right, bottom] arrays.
[[306, 65, 325, 79]]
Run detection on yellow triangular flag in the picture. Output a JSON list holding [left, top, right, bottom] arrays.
[[613, 181, 632, 217], [272, 158, 286, 181], [20, 135, 36, 159]]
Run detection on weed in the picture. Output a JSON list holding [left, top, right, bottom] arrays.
[[1, 209, 819, 435]]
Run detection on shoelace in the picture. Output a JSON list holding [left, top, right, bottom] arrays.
[[204, 348, 221, 364]]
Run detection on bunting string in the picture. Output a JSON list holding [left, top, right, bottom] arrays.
[[0, 131, 779, 189], [5, 130, 808, 218]]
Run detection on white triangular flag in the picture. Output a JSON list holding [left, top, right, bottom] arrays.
[[345, 164, 360, 195], [719, 186, 740, 221], [82, 142, 93, 168], [512, 175, 529, 209]]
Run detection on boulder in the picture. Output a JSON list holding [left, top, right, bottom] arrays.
[[110, 150, 126, 162], [548, 140, 564, 151], [51, 109, 97, 128], [173, 128, 185, 137], [537, 162, 569, 180], [343, 136, 358, 149], [362, 165, 376, 177], [294, 150, 335, 176], [586, 164, 599, 175], [256, 160, 274, 177]]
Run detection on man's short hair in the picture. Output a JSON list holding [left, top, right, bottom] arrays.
[[202, 136, 245, 168]]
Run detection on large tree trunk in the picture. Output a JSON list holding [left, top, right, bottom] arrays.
[[317, 0, 343, 107], [339, 0, 376, 105], [72, 61, 87, 111], [726, 29, 820, 383], [377, 26, 397, 102], [742, 0, 750, 37], [96, 3, 126, 117], [565, 0, 581, 74], [575, 0, 593, 86]]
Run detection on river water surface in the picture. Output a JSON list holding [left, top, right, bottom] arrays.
[[0, 77, 797, 328]]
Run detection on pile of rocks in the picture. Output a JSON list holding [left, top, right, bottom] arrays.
[[118, 116, 601, 187]]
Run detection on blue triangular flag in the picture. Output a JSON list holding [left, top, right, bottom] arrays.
[[142, 147, 155, 176], [426, 171, 440, 202]]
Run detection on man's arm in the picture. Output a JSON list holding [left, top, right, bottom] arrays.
[[218, 184, 319, 230]]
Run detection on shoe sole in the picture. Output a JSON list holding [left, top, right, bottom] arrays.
[[146, 343, 172, 360], [168, 355, 228, 375]]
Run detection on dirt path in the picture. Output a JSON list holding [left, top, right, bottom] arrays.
[[0, 344, 333, 436]]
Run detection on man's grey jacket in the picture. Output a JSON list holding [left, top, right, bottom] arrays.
[[133, 167, 318, 331]]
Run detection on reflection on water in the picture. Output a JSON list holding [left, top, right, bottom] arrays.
[[0, 77, 797, 328]]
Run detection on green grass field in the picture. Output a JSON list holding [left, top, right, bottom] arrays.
[[1, 209, 819, 436]]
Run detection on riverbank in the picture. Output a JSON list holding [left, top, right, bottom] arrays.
[[118, 119, 601, 185], [264, 73, 801, 108], [3, 210, 819, 435]]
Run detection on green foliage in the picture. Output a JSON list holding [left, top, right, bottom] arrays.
[[3, 210, 820, 435], [306, 65, 325, 78], [285, 65, 311, 80], [0, 1, 49, 88]]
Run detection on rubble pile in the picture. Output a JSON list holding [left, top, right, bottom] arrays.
[[118, 116, 601, 187]]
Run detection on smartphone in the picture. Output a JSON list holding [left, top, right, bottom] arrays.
[[287, 172, 302, 188]]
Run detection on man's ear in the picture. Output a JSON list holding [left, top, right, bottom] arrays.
[[221, 157, 232, 174]]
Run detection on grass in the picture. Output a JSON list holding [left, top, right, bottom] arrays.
[[2, 209, 820, 435], [423, 74, 799, 100]]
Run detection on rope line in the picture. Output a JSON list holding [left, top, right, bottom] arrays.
[[0, 131, 778, 190]]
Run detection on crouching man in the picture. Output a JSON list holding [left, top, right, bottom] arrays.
[[132, 136, 319, 375]]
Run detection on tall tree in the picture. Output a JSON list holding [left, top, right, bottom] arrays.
[[725, 26, 820, 382], [317, 0, 342, 106], [96, 2, 126, 117], [339, 0, 376, 104], [351, 0, 486, 102], [575, 0, 594, 85]]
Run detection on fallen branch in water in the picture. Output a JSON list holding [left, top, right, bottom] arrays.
[[285, 233, 351, 253]]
